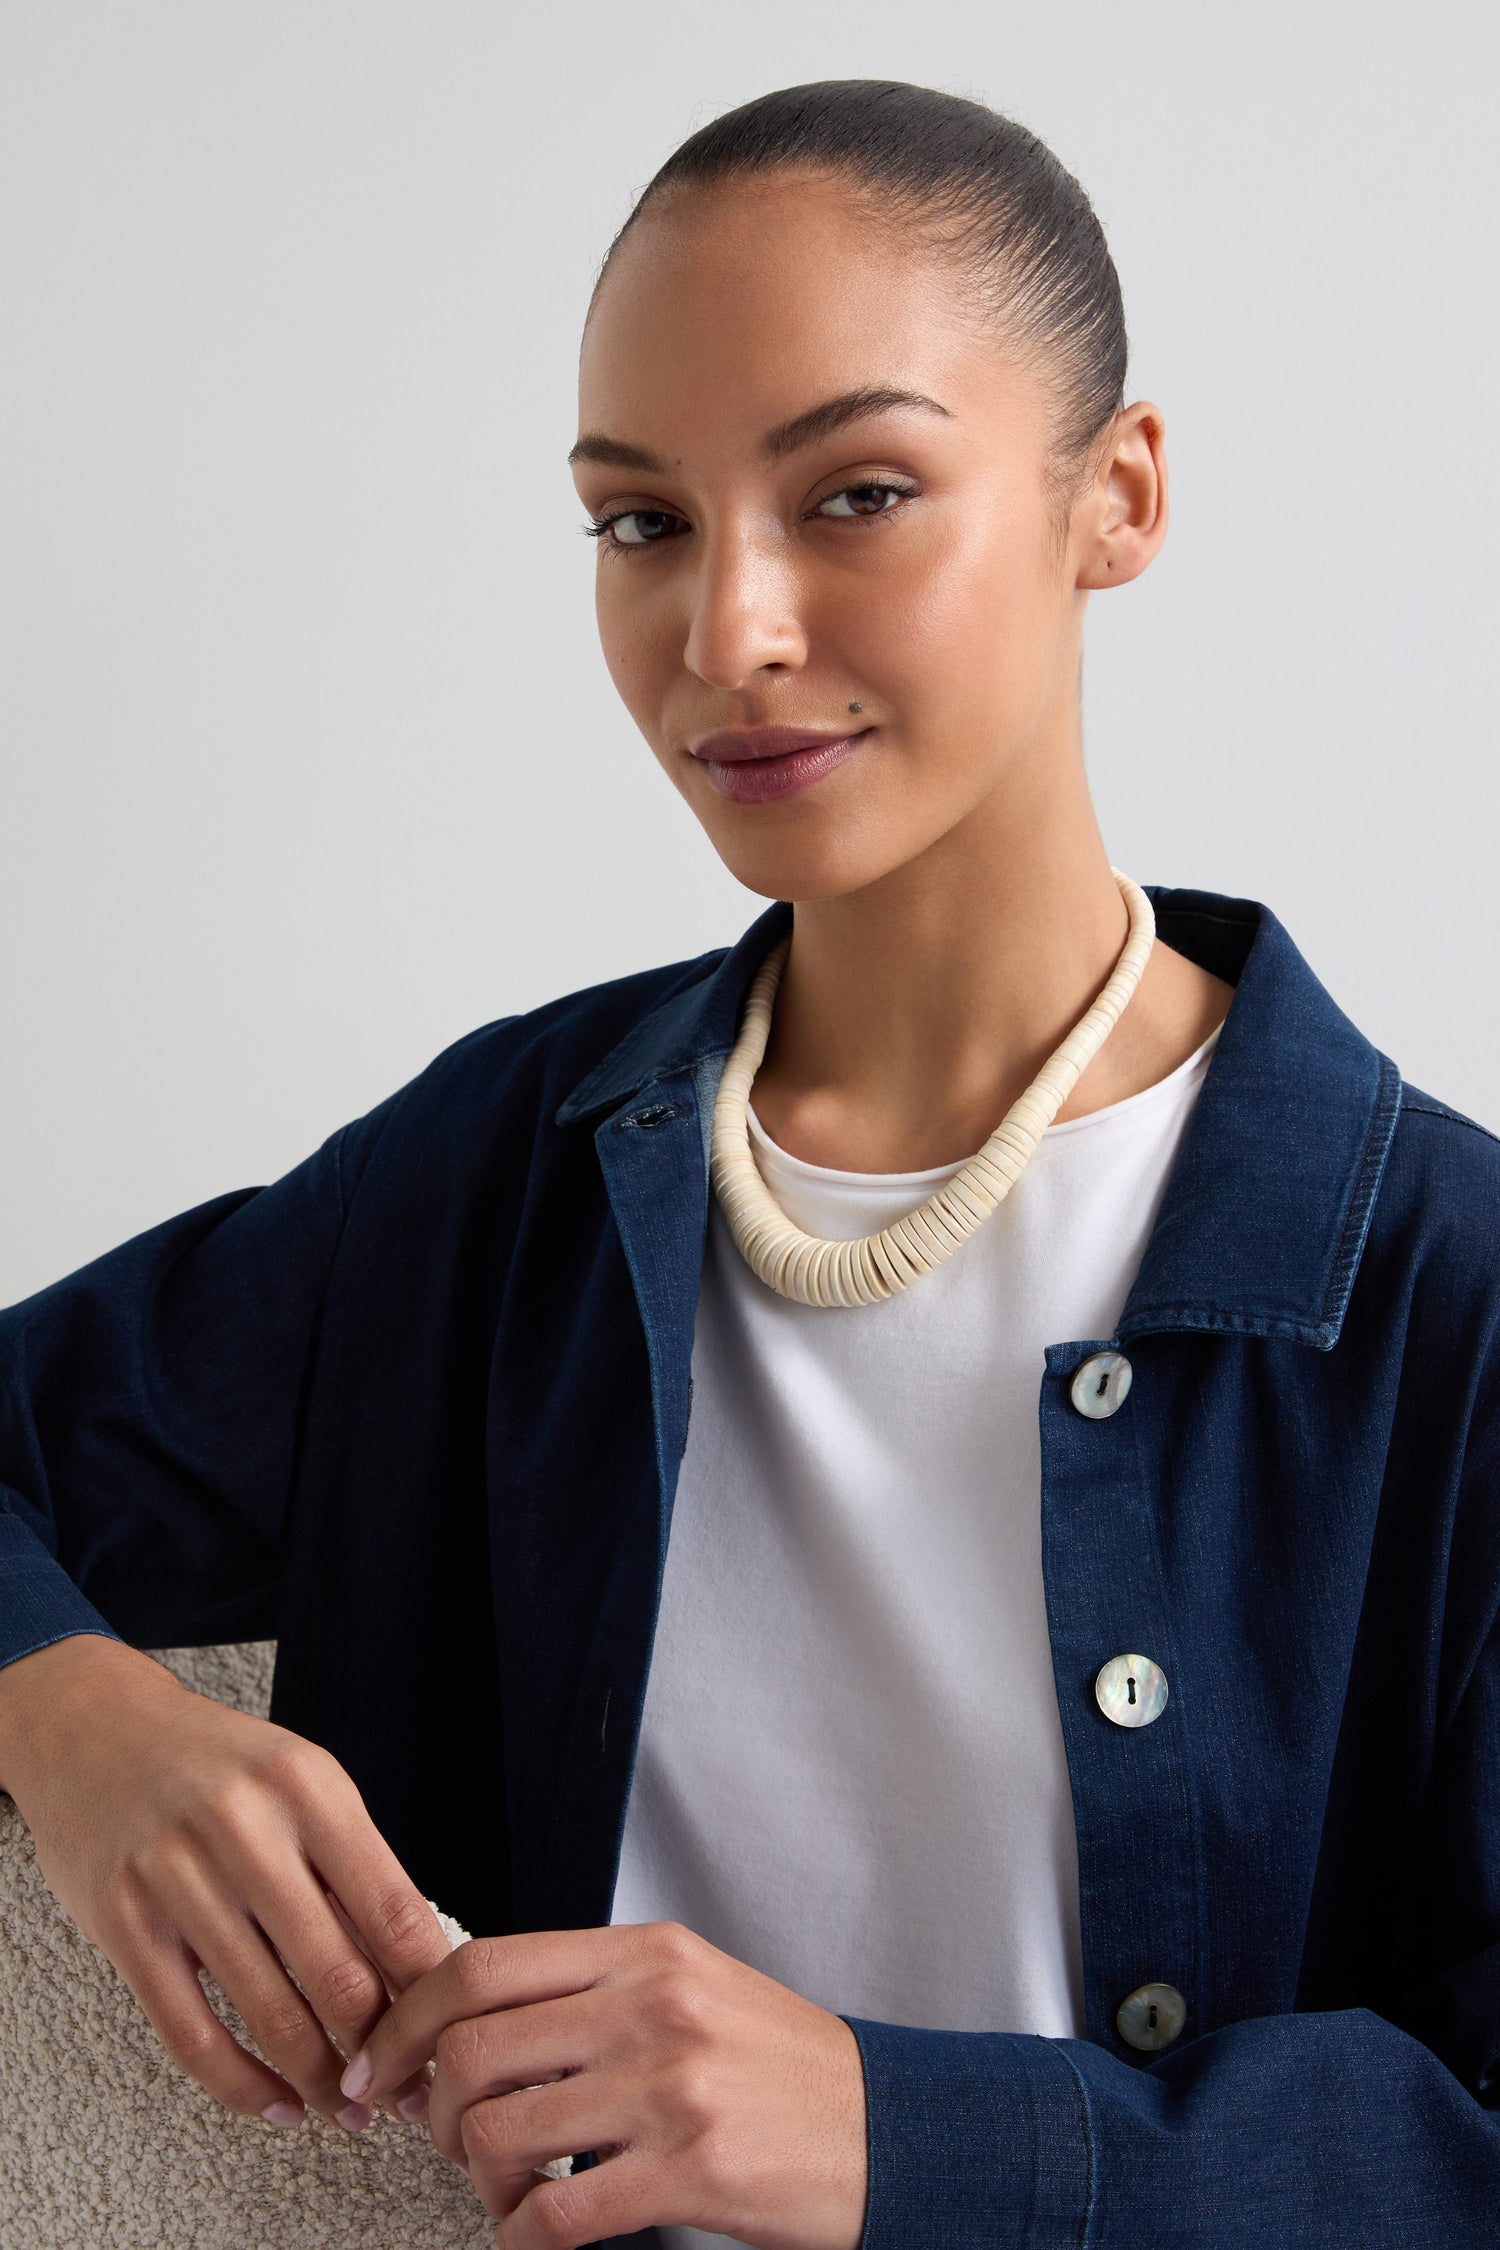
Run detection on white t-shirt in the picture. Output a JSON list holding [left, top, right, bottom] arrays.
[[609, 1026, 1220, 2250]]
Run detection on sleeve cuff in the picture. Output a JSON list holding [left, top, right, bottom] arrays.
[[0, 1503, 122, 1670], [842, 2016, 1093, 2249]]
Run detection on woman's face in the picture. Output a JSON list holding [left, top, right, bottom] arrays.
[[573, 172, 1145, 904]]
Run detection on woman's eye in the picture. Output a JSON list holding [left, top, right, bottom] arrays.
[[592, 509, 683, 546], [815, 483, 907, 520]]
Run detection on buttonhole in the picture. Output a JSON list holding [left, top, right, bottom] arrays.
[[618, 1101, 689, 1131]]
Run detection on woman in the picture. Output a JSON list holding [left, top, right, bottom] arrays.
[[1, 79, 1496, 2250]]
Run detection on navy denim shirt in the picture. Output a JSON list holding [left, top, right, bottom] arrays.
[[3, 884, 1499, 2246]]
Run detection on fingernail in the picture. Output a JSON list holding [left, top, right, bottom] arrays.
[[334, 2102, 372, 2133], [261, 2101, 304, 2129], [340, 2050, 374, 2101], [396, 2086, 430, 2123]]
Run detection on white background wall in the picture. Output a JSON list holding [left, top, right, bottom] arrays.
[[3, 1, 1495, 1302]]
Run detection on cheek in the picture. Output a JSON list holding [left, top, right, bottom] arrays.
[[595, 586, 639, 701], [594, 570, 675, 728], [840, 508, 1054, 726]]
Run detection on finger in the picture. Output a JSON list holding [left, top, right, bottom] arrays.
[[253, 1875, 388, 2053], [496, 2149, 662, 2250], [296, 1760, 453, 1999], [323, 1884, 440, 2119], [177, 1891, 369, 2124], [345, 1927, 617, 2105], [427, 1991, 601, 2168], [461, 2074, 636, 2222], [123, 1927, 309, 2126]]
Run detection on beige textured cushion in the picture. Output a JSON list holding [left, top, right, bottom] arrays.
[[0, 1640, 495, 2247]]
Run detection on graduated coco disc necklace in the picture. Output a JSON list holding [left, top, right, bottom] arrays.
[[710, 867, 1156, 1309]]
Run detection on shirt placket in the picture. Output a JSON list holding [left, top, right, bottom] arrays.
[[1040, 1332, 1206, 2062]]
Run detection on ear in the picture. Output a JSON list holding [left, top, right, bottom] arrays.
[[1075, 402, 1168, 590]]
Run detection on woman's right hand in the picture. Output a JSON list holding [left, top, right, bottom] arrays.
[[0, 1632, 452, 2131]]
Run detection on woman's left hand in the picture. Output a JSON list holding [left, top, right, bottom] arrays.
[[339, 1919, 869, 2249]]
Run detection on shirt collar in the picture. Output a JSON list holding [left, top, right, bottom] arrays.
[[557, 885, 1403, 1351]]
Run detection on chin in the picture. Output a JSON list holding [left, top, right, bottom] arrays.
[[685, 749, 991, 908], [707, 831, 914, 907]]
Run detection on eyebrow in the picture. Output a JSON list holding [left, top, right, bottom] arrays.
[[761, 386, 951, 458], [567, 386, 951, 473]]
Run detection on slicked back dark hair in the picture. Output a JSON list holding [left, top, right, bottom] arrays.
[[596, 80, 1129, 513]]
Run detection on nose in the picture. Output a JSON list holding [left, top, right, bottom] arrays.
[[682, 525, 808, 690]]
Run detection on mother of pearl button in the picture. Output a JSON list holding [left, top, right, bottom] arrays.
[[1095, 1652, 1169, 1728], [1070, 1351, 1133, 1418], [1117, 1981, 1187, 2051]]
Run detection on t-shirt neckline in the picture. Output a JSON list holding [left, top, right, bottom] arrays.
[[745, 1019, 1224, 1194]]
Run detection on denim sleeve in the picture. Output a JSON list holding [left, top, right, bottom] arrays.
[[0, 1118, 363, 1669], [846, 2000, 1500, 2248]]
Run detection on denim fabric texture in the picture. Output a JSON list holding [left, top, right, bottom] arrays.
[[2, 884, 1499, 2246]]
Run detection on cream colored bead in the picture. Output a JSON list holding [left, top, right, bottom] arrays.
[[710, 868, 1156, 1307]]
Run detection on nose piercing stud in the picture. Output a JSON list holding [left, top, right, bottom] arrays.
[[848, 701, 863, 714]]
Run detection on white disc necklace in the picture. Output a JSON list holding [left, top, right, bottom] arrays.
[[710, 867, 1156, 1308]]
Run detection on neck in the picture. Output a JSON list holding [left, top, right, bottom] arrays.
[[750, 747, 1233, 1174]]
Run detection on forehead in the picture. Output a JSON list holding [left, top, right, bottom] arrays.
[[578, 174, 1023, 464]]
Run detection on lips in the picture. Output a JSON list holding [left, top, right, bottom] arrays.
[[689, 725, 869, 806]]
